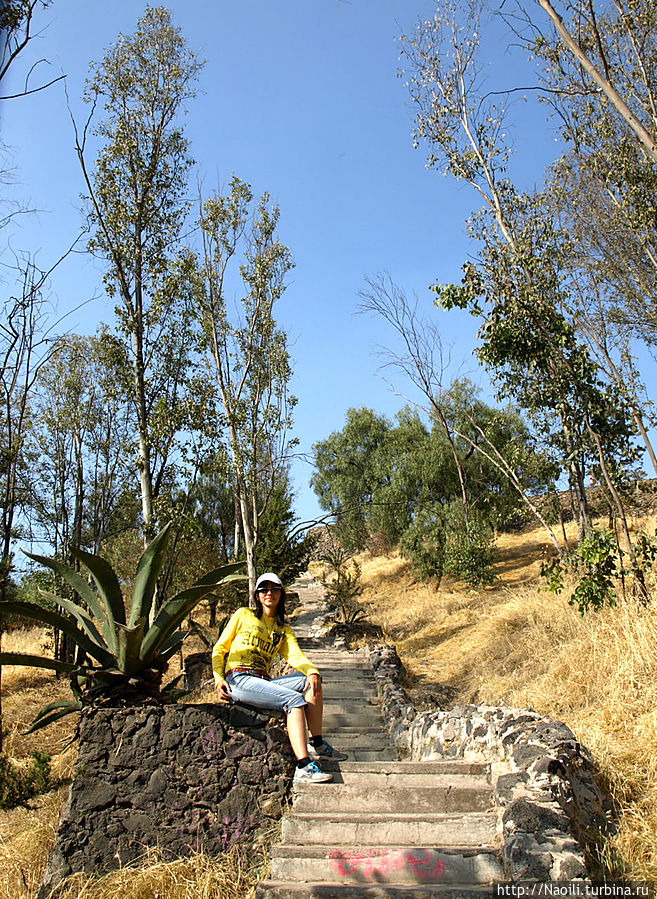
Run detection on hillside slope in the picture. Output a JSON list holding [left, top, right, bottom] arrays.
[[353, 516, 657, 880]]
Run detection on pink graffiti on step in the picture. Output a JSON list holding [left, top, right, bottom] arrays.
[[328, 848, 445, 882]]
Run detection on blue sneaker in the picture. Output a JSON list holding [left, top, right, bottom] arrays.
[[308, 739, 349, 761], [293, 760, 332, 783]]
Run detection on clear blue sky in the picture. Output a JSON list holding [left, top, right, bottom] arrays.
[[2, 1, 562, 524]]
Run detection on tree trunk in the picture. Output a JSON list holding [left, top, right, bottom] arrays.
[[537, 0, 657, 164], [432, 405, 470, 523]]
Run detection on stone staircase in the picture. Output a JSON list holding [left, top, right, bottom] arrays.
[[255, 578, 503, 898]]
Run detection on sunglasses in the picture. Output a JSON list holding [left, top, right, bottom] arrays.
[[256, 584, 281, 594]]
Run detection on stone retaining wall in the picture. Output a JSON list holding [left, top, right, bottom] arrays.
[[38, 703, 293, 898], [368, 643, 613, 881]]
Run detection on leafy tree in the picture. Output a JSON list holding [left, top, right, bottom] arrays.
[[193, 176, 296, 593], [256, 479, 317, 586], [547, 158, 657, 476], [0, 0, 77, 752], [400, 506, 447, 585], [442, 502, 497, 587], [531, 3, 657, 473], [25, 333, 138, 661], [311, 407, 392, 551], [401, 1, 644, 584], [359, 275, 472, 520], [312, 388, 552, 587], [73, 7, 204, 539], [533, 0, 657, 166], [28, 332, 137, 557], [359, 271, 565, 552]]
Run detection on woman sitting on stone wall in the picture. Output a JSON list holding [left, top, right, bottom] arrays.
[[212, 572, 347, 783]]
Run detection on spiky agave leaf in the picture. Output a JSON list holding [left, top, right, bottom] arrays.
[[157, 629, 187, 663], [0, 652, 82, 677], [22, 550, 119, 654], [71, 547, 126, 626], [38, 590, 109, 652], [128, 522, 173, 628], [25, 700, 83, 735], [139, 584, 224, 662], [139, 563, 246, 662], [1, 601, 116, 668], [115, 618, 146, 675], [187, 619, 216, 649]]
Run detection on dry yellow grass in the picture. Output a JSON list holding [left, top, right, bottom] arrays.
[[0, 785, 68, 899], [53, 837, 276, 899], [1, 628, 79, 898], [358, 515, 657, 879]]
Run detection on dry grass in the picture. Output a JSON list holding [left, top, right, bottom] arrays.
[[0, 785, 69, 899], [2, 627, 79, 775], [1, 628, 79, 898], [358, 515, 657, 879], [52, 835, 276, 899]]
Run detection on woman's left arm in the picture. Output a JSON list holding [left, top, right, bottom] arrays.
[[305, 672, 322, 701], [279, 627, 321, 681]]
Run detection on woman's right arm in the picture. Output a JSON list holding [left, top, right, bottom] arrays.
[[212, 609, 243, 700], [216, 663, 231, 701]]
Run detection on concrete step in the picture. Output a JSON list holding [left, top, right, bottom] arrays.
[[301, 651, 371, 662], [256, 883, 496, 898], [321, 674, 377, 685], [323, 768, 490, 787], [269, 845, 503, 885], [342, 748, 398, 761], [282, 811, 499, 847], [291, 782, 493, 815], [319, 725, 385, 736], [322, 695, 381, 707], [304, 733, 391, 752], [320, 668, 375, 678], [330, 761, 490, 777], [323, 681, 378, 707], [322, 710, 385, 728], [311, 660, 373, 670]]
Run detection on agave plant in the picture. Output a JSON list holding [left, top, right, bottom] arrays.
[[0, 523, 245, 730]]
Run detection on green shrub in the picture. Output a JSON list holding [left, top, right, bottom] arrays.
[[443, 510, 497, 588], [0, 751, 51, 809], [319, 538, 365, 624], [542, 527, 621, 615], [400, 508, 446, 585]]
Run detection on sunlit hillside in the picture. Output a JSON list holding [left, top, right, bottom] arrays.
[[354, 514, 657, 880]]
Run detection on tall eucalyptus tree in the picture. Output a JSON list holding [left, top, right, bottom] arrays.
[[193, 177, 296, 594], [73, 7, 203, 538], [401, 1, 640, 566]]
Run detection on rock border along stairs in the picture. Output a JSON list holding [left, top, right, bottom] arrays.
[[256, 577, 504, 898]]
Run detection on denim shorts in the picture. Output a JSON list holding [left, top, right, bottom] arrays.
[[225, 670, 309, 715]]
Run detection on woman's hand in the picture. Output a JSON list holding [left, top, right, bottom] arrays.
[[305, 673, 322, 702], [216, 678, 232, 702]]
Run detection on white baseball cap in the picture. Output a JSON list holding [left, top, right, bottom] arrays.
[[255, 572, 283, 590]]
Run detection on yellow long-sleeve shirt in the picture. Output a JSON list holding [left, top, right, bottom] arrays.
[[211, 607, 320, 685]]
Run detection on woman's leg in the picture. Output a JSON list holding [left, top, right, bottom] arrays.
[[304, 679, 324, 738], [268, 672, 324, 739], [286, 706, 309, 760], [225, 672, 307, 713], [226, 673, 311, 759]]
